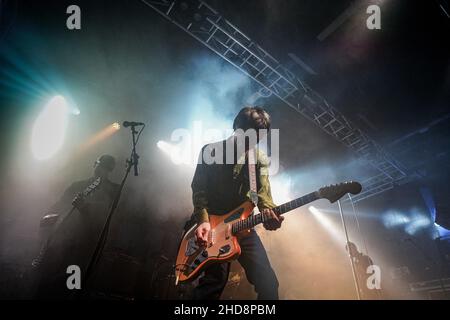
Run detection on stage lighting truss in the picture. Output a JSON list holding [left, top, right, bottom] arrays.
[[143, 0, 413, 202]]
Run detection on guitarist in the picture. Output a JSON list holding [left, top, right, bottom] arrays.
[[191, 106, 284, 300], [34, 154, 119, 298]]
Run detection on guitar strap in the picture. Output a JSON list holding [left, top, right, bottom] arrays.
[[248, 148, 258, 206]]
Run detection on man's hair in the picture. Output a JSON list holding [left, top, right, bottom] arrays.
[[232, 106, 271, 131]]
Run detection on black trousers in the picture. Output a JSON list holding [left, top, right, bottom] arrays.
[[193, 229, 279, 300]]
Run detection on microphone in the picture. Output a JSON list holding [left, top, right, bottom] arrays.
[[123, 121, 145, 127]]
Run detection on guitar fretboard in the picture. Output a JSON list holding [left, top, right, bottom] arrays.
[[231, 191, 319, 234], [82, 177, 102, 197]]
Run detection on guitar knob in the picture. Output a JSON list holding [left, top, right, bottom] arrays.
[[202, 250, 208, 257]]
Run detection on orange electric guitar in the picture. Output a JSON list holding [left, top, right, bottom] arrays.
[[175, 181, 362, 284]]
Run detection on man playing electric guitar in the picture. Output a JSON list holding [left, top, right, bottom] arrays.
[[191, 106, 283, 300], [33, 154, 119, 298]]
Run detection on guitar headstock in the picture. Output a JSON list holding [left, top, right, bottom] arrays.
[[318, 181, 362, 203]]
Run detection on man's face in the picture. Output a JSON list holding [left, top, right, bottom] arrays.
[[233, 110, 270, 150], [232, 129, 267, 154], [251, 111, 269, 142]]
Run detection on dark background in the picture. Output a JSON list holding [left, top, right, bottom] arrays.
[[0, 0, 449, 299]]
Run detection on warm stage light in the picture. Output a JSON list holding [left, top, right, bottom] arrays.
[[31, 95, 69, 160], [77, 123, 121, 152]]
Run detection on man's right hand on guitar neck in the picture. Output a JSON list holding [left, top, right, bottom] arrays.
[[195, 222, 211, 247]]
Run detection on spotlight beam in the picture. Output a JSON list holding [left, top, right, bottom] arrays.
[[31, 95, 69, 160], [77, 123, 121, 152]]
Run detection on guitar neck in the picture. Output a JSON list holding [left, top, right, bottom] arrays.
[[232, 191, 319, 234], [82, 177, 102, 197]]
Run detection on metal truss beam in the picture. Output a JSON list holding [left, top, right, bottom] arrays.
[[142, 0, 412, 202]]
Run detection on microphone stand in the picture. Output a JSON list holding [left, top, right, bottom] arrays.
[[80, 123, 144, 298], [130, 124, 140, 176], [338, 200, 362, 300]]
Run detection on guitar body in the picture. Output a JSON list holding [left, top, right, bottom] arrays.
[[175, 201, 255, 283], [174, 181, 363, 285]]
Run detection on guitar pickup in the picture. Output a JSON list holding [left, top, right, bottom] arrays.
[[219, 245, 231, 255]]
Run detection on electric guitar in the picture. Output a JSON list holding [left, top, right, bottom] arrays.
[[31, 177, 102, 268], [174, 181, 362, 284]]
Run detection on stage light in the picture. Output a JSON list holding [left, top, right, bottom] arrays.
[[382, 210, 410, 228], [72, 107, 81, 116], [157, 140, 186, 165], [309, 205, 346, 244], [31, 95, 69, 160], [270, 174, 293, 204], [405, 217, 431, 235], [77, 123, 121, 152], [382, 208, 432, 236], [434, 223, 450, 238], [404, 209, 432, 236]]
